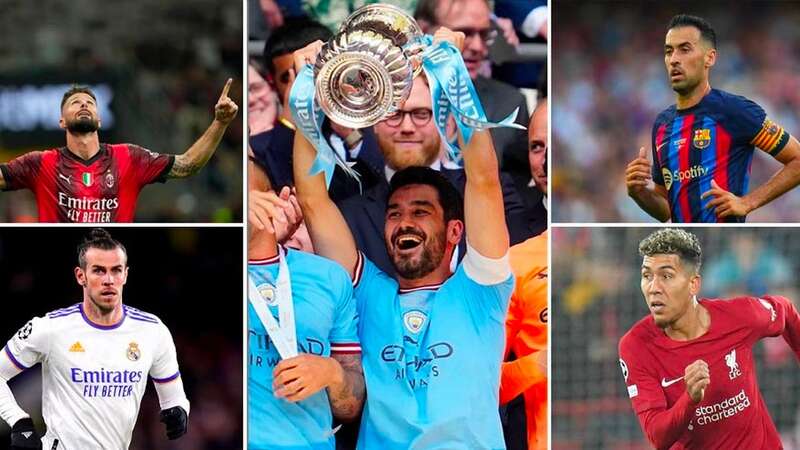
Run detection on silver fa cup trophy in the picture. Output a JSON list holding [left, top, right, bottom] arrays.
[[314, 4, 425, 129]]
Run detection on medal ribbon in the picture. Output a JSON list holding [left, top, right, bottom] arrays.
[[247, 247, 297, 360], [419, 37, 526, 163]]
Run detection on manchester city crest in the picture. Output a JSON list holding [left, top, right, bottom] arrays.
[[693, 128, 711, 149], [127, 342, 141, 361], [257, 282, 277, 306], [403, 310, 427, 334]]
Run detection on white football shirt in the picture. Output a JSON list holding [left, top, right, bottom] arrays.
[[3, 303, 183, 450]]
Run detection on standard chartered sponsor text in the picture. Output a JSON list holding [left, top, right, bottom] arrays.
[[694, 389, 751, 425]]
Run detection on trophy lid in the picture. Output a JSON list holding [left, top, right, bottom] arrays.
[[340, 4, 423, 48]]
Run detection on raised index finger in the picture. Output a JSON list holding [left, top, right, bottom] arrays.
[[219, 78, 233, 100]]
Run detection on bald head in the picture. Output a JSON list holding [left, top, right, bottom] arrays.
[[529, 101, 547, 193]]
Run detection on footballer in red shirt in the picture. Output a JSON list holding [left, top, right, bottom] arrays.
[[0, 80, 238, 222], [619, 228, 800, 449]]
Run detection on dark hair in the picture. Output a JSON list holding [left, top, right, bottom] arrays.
[[61, 85, 97, 110], [263, 18, 333, 75], [668, 14, 716, 49], [387, 166, 464, 223], [77, 228, 128, 269], [638, 228, 702, 273]]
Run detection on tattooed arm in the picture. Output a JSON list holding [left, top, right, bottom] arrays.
[[272, 353, 365, 421], [168, 78, 239, 178], [328, 353, 365, 421]]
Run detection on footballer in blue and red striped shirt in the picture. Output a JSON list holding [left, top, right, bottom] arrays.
[[0, 80, 238, 222], [626, 14, 800, 223]]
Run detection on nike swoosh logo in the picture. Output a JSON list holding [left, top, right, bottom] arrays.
[[661, 376, 683, 388], [656, 142, 668, 152]]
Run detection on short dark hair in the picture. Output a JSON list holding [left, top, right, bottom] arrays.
[[61, 85, 97, 110], [387, 166, 464, 224], [638, 228, 702, 273], [668, 14, 717, 49], [263, 18, 333, 75], [77, 228, 128, 269]]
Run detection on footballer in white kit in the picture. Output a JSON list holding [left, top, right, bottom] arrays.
[[0, 229, 190, 450]]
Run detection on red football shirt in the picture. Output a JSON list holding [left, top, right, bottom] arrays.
[[0, 144, 173, 222], [619, 295, 800, 449]]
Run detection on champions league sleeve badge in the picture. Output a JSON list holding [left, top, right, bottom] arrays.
[[17, 320, 33, 340], [403, 310, 427, 334], [126, 342, 141, 361]]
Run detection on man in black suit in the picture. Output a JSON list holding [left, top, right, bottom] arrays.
[[414, 0, 530, 189], [249, 17, 385, 202], [337, 75, 533, 276]]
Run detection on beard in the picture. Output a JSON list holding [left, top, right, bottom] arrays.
[[378, 135, 439, 170], [389, 226, 446, 280], [66, 116, 99, 134]]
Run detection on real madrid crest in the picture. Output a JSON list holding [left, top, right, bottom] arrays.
[[693, 128, 711, 149], [127, 342, 141, 361], [257, 282, 277, 306], [403, 310, 427, 334]]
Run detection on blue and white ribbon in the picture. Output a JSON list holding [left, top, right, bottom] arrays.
[[419, 37, 525, 163], [289, 64, 359, 187]]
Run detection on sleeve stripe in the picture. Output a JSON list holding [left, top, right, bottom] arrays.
[[152, 371, 180, 384], [4, 346, 29, 371], [352, 252, 364, 287], [331, 343, 361, 353]]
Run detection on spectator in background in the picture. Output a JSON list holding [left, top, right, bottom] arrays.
[[249, 17, 384, 203], [248, 62, 278, 136], [414, 0, 531, 194], [703, 232, 793, 299], [496, 0, 547, 40]]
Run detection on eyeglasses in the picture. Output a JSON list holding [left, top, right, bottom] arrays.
[[453, 27, 497, 46], [383, 108, 433, 127]]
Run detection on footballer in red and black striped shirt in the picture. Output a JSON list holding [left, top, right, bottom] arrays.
[[626, 14, 800, 223], [0, 80, 238, 222]]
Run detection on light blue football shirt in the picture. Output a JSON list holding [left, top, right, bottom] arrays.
[[353, 250, 514, 450], [248, 248, 360, 450]]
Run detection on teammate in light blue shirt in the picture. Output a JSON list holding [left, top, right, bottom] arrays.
[[247, 170, 364, 450], [292, 29, 515, 450]]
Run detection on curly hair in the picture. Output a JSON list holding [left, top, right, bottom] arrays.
[[638, 228, 702, 272]]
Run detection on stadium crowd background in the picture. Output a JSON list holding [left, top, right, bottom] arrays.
[[552, 227, 800, 449], [0, 228, 243, 450], [553, 1, 800, 222], [0, 0, 243, 222]]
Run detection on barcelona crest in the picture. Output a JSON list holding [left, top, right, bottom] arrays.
[[693, 129, 711, 149]]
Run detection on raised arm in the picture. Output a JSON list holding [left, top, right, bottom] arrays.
[[168, 78, 239, 178], [290, 42, 359, 277]]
